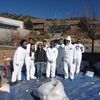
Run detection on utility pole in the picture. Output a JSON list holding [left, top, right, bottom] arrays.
[[66, 12, 70, 25]]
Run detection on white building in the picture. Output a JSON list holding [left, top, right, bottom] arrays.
[[0, 17, 24, 29], [0, 17, 30, 42]]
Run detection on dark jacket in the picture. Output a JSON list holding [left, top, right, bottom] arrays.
[[35, 49, 47, 63]]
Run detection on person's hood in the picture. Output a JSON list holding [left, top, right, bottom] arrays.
[[66, 36, 71, 41], [66, 36, 71, 44]]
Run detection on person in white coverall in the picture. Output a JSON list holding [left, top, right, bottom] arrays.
[[27, 37, 37, 52], [56, 38, 64, 75], [74, 39, 85, 74], [46, 41, 58, 78], [63, 36, 76, 80], [11, 39, 28, 83], [25, 38, 36, 80], [42, 40, 48, 74], [25, 43, 36, 80], [43, 40, 48, 52]]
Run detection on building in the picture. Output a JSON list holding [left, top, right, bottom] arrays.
[[0, 17, 30, 43], [31, 19, 80, 33], [0, 17, 24, 30], [32, 19, 47, 32]]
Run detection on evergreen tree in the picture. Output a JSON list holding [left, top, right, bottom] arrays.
[[24, 19, 33, 30]]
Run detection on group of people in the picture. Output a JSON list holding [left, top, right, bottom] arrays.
[[55, 36, 85, 80], [11, 36, 85, 83]]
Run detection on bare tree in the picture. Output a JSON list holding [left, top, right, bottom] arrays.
[[78, 4, 100, 53], [7, 31, 20, 45]]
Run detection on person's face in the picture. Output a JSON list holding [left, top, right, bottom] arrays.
[[29, 39, 33, 44], [38, 44, 42, 48], [77, 40, 81, 44], [66, 40, 70, 44], [43, 42, 46, 46], [59, 39, 62, 44], [23, 41, 27, 47], [50, 42, 54, 47], [31, 45, 35, 50]]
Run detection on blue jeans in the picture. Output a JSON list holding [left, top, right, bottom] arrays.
[[36, 63, 44, 78]]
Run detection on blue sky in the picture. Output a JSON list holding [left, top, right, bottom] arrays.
[[0, 0, 100, 19]]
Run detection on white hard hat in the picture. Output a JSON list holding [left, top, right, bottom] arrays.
[[66, 36, 71, 41]]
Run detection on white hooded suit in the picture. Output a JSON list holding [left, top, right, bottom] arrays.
[[63, 36, 76, 80], [46, 47, 58, 78], [74, 43, 85, 74], [43, 44, 48, 52], [11, 46, 27, 82], [25, 44, 36, 80]]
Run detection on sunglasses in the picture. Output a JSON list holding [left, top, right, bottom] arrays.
[[67, 40, 70, 42]]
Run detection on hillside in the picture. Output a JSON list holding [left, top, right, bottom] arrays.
[[0, 12, 40, 21]]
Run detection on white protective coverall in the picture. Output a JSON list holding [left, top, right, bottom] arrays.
[[74, 43, 85, 74], [43, 44, 48, 74], [43, 44, 48, 52], [56, 44, 64, 75], [11, 46, 27, 82], [63, 36, 76, 80], [25, 44, 36, 80], [46, 47, 58, 78]]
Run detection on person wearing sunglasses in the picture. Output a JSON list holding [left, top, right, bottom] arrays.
[[74, 38, 85, 74], [63, 36, 76, 81]]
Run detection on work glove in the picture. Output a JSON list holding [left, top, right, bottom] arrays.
[[80, 46, 83, 52], [73, 59, 76, 64], [31, 57, 34, 61], [16, 63, 19, 66], [49, 59, 53, 63]]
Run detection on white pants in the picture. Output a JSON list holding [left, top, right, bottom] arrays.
[[75, 55, 82, 73], [11, 62, 23, 82], [64, 58, 75, 79], [25, 59, 36, 80], [46, 60, 56, 78]]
